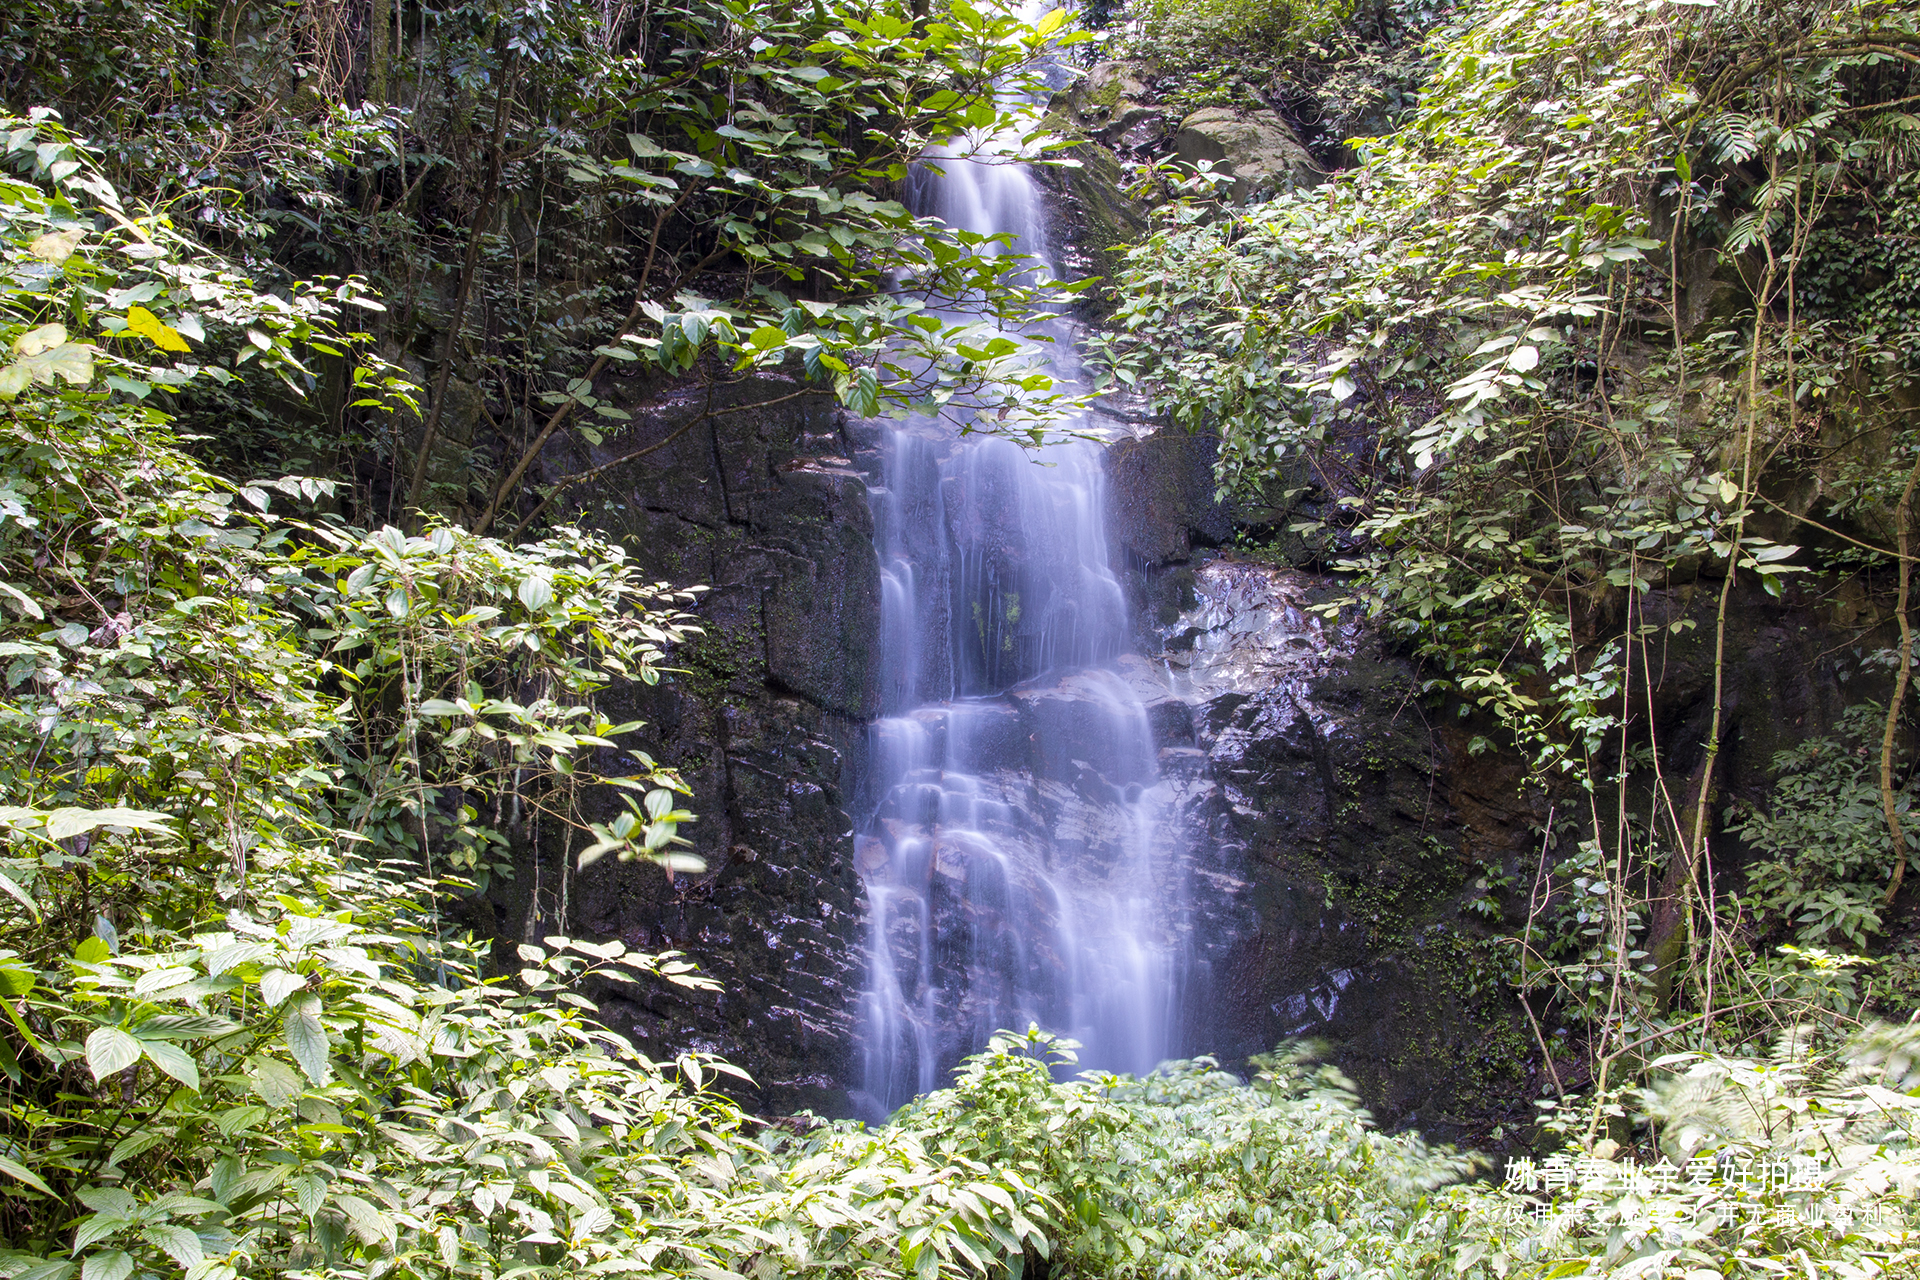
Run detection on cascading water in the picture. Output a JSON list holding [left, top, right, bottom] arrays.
[[851, 136, 1195, 1118]]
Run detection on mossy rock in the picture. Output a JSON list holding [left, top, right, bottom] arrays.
[[1173, 107, 1323, 202]]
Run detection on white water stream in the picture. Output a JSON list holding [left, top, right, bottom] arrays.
[[851, 136, 1194, 1117]]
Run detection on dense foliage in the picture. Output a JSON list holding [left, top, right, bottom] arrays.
[[1095, 0, 1920, 1078], [5, 0, 1094, 534], [5, 0, 1920, 1273]]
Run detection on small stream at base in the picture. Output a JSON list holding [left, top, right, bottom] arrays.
[[850, 137, 1198, 1119]]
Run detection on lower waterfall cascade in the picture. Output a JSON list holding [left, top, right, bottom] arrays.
[[849, 141, 1201, 1118]]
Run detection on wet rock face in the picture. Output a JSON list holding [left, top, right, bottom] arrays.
[[1175, 563, 1545, 1133], [1108, 435, 1546, 1138], [1105, 429, 1232, 570], [498, 387, 1541, 1126], [501, 375, 880, 1116]]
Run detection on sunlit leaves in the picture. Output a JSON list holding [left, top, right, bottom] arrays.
[[84, 1028, 142, 1081], [122, 306, 190, 353]]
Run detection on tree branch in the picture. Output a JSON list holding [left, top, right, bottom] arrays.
[[1883, 453, 1920, 905]]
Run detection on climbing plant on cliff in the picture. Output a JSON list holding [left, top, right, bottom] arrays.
[[1093, 0, 1920, 1073]]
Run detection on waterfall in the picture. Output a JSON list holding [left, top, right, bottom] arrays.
[[851, 138, 1194, 1118]]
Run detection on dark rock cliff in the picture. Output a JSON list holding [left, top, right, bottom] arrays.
[[1101, 425, 1894, 1140], [1104, 428, 1544, 1137], [460, 359, 1881, 1139], [452, 151, 1888, 1130], [478, 374, 880, 1116]]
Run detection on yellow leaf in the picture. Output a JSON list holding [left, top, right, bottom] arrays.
[[125, 305, 191, 353], [28, 228, 85, 264], [13, 324, 66, 357]]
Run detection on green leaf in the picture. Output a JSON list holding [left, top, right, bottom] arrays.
[[13, 343, 93, 388], [0, 874, 40, 921], [72, 1215, 129, 1252], [0, 582, 45, 619], [140, 1226, 203, 1269], [748, 325, 789, 351], [132, 966, 196, 998], [282, 992, 331, 1085], [44, 807, 177, 842], [139, 1039, 199, 1091], [260, 969, 303, 1007], [333, 1194, 394, 1246], [0, 1155, 54, 1196], [518, 574, 554, 612], [85, 1027, 142, 1081], [134, 1013, 231, 1043], [247, 1056, 303, 1107], [292, 1173, 327, 1219], [79, 1255, 129, 1280], [215, 1104, 268, 1136]]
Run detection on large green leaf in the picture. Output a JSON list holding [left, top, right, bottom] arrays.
[[13, 343, 94, 388], [140, 1225, 203, 1269], [0, 1155, 53, 1196], [281, 993, 331, 1085], [43, 808, 177, 842], [136, 1039, 199, 1091], [259, 968, 303, 1007], [133, 1013, 241, 1040], [84, 1027, 141, 1081]]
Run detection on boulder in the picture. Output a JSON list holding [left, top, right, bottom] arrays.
[[1174, 108, 1322, 202], [1068, 60, 1160, 147], [1105, 429, 1231, 569]]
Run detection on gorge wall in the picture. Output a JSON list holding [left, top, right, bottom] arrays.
[[467, 362, 1552, 1134], [464, 71, 1889, 1139]]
